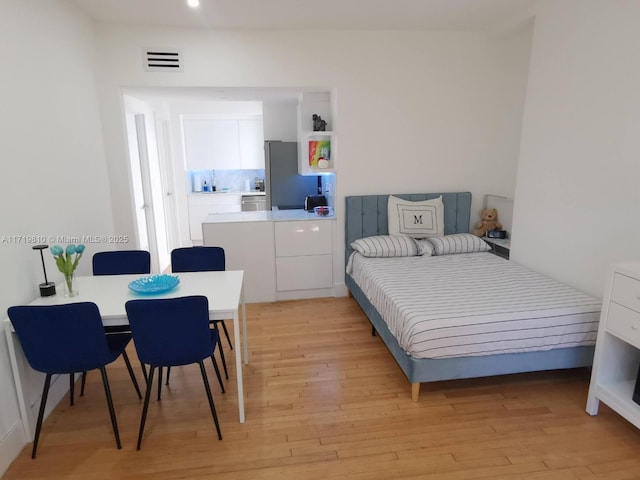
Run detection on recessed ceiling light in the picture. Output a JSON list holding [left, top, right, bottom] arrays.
[[187, 0, 200, 8]]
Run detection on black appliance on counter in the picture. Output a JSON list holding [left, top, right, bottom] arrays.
[[264, 141, 320, 210], [304, 195, 327, 211]]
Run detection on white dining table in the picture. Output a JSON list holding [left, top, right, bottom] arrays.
[[4, 270, 248, 441]]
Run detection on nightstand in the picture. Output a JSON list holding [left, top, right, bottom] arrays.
[[483, 237, 510, 260], [586, 262, 640, 429]]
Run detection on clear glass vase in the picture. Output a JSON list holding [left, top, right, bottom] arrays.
[[63, 273, 77, 297]]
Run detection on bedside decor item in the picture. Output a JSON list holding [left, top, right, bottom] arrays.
[[51, 244, 85, 297], [486, 229, 507, 239], [473, 208, 502, 237], [128, 274, 180, 294], [33, 245, 56, 297]]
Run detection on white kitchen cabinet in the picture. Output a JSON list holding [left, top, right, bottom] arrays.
[[183, 116, 264, 171], [209, 119, 240, 170], [183, 119, 215, 171], [274, 220, 333, 295], [202, 221, 275, 303], [587, 262, 640, 430], [201, 213, 336, 303], [238, 118, 265, 169], [188, 194, 242, 242]]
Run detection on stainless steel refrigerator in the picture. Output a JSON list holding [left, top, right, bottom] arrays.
[[264, 141, 320, 210]]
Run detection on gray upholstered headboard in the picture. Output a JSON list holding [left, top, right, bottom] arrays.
[[344, 192, 472, 265]]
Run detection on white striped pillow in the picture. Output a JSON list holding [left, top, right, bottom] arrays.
[[429, 233, 491, 256], [351, 235, 418, 258]]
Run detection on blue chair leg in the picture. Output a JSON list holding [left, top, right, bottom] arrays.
[[79, 352, 142, 400], [210, 356, 225, 394], [217, 320, 233, 350], [99, 367, 122, 450], [212, 325, 229, 379], [69, 373, 75, 406], [32, 373, 52, 458], [122, 351, 143, 399], [198, 361, 222, 440], [80, 372, 87, 396], [157, 367, 163, 401], [137, 365, 156, 450]]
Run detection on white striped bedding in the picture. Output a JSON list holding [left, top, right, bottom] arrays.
[[348, 252, 601, 359]]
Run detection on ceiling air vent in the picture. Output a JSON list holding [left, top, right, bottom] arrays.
[[143, 48, 183, 72]]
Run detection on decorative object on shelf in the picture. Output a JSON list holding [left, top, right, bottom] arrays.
[[312, 114, 327, 132], [128, 274, 180, 294], [33, 245, 56, 297], [51, 243, 85, 297], [473, 208, 502, 237], [309, 140, 330, 167]]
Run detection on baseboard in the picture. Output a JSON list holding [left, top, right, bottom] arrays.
[[0, 421, 26, 477]]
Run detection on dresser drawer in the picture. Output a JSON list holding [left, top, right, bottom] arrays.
[[607, 301, 640, 348], [611, 273, 640, 313], [275, 221, 332, 257], [275, 255, 333, 291]]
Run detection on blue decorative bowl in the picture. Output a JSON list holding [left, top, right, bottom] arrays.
[[128, 274, 180, 294]]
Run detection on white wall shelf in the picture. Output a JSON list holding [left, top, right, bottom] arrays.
[[296, 92, 337, 175]]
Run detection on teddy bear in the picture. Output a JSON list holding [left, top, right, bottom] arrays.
[[473, 208, 502, 237]]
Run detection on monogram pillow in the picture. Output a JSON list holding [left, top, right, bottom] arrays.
[[387, 195, 444, 238]]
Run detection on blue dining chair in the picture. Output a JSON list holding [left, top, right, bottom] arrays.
[[125, 296, 223, 449], [81, 249, 151, 393], [92, 250, 151, 276], [171, 246, 231, 379], [7, 302, 142, 458]]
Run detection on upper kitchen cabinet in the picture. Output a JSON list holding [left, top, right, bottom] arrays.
[[297, 91, 337, 176], [238, 118, 265, 169], [183, 115, 265, 170]]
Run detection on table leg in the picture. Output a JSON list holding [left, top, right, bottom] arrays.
[[241, 289, 248, 365], [5, 320, 33, 441], [232, 310, 245, 423]]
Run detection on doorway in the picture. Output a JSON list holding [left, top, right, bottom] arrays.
[[124, 106, 174, 273]]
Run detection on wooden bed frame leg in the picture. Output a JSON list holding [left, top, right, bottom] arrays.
[[411, 382, 420, 402]]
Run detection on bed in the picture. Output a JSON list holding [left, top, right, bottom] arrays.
[[344, 192, 601, 401]]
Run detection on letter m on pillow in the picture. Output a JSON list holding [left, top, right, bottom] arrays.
[[387, 195, 444, 238]]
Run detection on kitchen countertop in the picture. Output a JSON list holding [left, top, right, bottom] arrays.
[[203, 209, 335, 224], [190, 191, 265, 196]]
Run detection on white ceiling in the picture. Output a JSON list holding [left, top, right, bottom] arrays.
[[70, 0, 538, 32]]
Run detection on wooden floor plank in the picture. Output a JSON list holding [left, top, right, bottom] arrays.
[[4, 297, 640, 479]]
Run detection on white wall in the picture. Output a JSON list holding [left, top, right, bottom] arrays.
[[92, 25, 534, 283], [512, 0, 640, 297], [263, 100, 298, 141], [0, 0, 115, 474]]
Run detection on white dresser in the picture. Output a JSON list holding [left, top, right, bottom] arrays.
[[587, 262, 640, 429], [274, 220, 333, 294]]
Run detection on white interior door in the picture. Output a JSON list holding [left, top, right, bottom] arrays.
[[157, 118, 179, 258], [130, 113, 160, 273], [125, 113, 150, 254]]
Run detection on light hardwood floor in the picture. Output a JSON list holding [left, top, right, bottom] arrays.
[[4, 297, 640, 479]]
